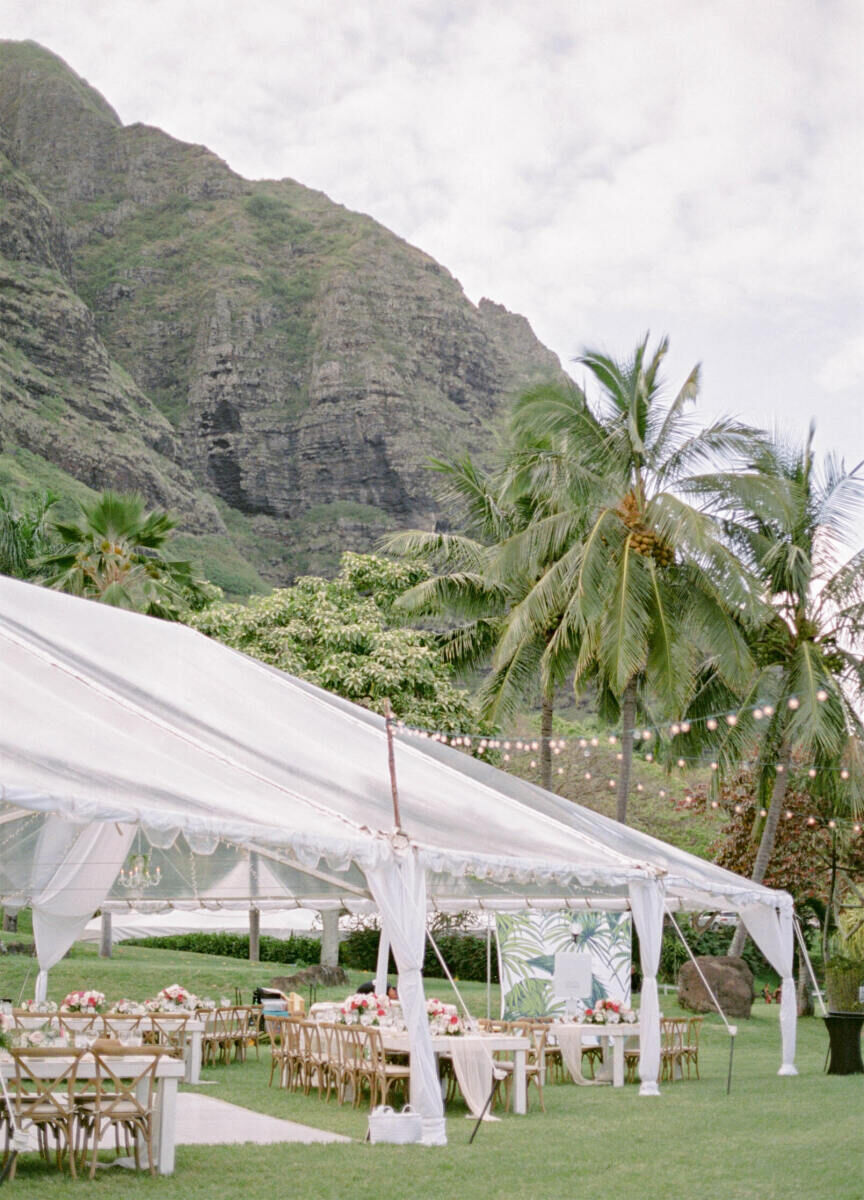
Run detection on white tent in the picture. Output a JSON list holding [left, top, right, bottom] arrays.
[[81, 906, 324, 944], [0, 576, 798, 1144]]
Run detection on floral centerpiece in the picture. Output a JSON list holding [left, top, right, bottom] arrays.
[[144, 984, 198, 1012], [19, 999, 58, 1014], [426, 997, 463, 1036], [61, 989, 105, 1014], [577, 998, 638, 1025], [112, 998, 147, 1015], [338, 993, 391, 1026]]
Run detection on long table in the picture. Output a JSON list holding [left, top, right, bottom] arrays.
[[380, 1031, 531, 1114], [12, 1012, 205, 1084], [551, 1022, 641, 1088], [0, 1052, 185, 1175]]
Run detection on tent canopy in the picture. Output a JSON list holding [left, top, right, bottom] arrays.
[[0, 576, 799, 1126], [0, 574, 788, 914]]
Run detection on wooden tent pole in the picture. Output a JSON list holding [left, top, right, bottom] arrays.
[[383, 699, 404, 832]]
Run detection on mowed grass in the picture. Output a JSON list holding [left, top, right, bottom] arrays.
[[1, 942, 861, 1200]]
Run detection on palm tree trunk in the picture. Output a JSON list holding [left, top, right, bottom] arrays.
[[729, 745, 790, 958], [540, 690, 554, 791], [616, 679, 637, 824], [821, 830, 838, 963]]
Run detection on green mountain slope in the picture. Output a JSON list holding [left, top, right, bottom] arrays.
[[0, 41, 564, 590]]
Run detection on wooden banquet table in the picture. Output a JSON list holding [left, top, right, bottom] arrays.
[[551, 1022, 641, 1088], [0, 1051, 186, 1175], [380, 1031, 531, 1114], [12, 1011, 205, 1084]]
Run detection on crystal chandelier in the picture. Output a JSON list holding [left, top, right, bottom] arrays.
[[118, 852, 161, 890]]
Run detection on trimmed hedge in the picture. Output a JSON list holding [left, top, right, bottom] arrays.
[[125, 932, 319, 965], [338, 928, 499, 984]]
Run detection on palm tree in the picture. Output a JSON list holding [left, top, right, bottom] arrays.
[[37, 490, 212, 619], [497, 335, 764, 823], [0, 489, 58, 579], [381, 440, 573, 789], [714, 427, 864, 956]]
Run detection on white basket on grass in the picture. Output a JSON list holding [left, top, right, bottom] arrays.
[[367, 1104, 423, 1145]]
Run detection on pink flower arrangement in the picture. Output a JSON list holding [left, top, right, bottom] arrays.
[[19, 999, 58, 1014], [61, 990, 105, 1013], [580, 998, 637, 1025], [144, 984, 198, 1012]]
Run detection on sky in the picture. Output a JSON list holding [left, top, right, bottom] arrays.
[[5, 0, 864, 486]]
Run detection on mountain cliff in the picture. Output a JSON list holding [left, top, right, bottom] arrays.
[[0, 41, 563, 591]]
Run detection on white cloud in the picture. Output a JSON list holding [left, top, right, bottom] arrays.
[[4, 0, 863, 476]]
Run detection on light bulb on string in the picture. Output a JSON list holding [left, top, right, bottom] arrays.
[[808, 768, 817, 779], [706, 718, 718, 731], [788, 697, 799, 710], [841, 769, 850, 780], [726, 714, 738, 726], [817, 689, 828, 702]]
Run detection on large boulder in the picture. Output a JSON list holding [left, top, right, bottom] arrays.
[[677, 955, 754, 1018]]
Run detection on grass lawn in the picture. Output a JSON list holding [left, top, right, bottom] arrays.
[[1, 942, 861, 1200]]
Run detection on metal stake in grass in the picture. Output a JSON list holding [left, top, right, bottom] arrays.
[[726, 1026, 738, 1095]]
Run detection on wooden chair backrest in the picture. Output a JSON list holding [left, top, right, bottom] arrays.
[[58, 1013, 100, 1039], [148, 1014, 189, 1053], [10, 1047, 84, 1118], [85, 1047, 162, 1120], [101, 1014, 145, 1040]]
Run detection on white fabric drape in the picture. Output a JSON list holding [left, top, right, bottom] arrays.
[[31, 818, 134, 1000], [554, 1025, 601, 1086], [375, 929, 391, 996], [449, 1038, 504, 1120], [629, 875, 665, 1096], [739, 903, 797, 1075], [365, 849, 446, 1146]]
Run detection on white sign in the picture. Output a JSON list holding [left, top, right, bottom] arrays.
[[553, 951, 592, 1000]]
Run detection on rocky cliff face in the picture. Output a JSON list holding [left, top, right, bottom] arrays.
[[0, 41, 564, 590]]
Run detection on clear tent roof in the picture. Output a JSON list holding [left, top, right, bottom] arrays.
[[0, 575, 789, 914]]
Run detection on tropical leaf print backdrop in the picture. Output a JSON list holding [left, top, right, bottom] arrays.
[[496, 911, 632, 1019]]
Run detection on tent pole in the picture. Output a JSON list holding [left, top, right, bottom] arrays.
[[249, 851, 260, 963], [99, 910, 112, 958], [426, 929, 473, 1023], [668, 913, 738, 1093], [383, 699, 404, 831], [486, 919, 492, 1020], [794, 915, 828, 1017]]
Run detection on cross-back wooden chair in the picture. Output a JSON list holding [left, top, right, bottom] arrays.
[[57, 1014, 100, 1042], [147, 1014, 189, 1059], [7, 1046, 85, 1180], [681, 1017, 703, 1079], [75, 1046, 164, 1178], [365, 1027, 411, 1108], [660, 1018, 687, 1082], [101, 1014, 145, 1042]]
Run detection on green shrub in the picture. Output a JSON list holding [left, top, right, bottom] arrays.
[[338, 929, 499, 984], [125, 931, 320, 965]]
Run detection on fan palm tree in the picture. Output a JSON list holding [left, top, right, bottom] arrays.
[[709, 427, 864, 956], [496, 335, 766, 822], [0, 488, 58, 579], [37, 490, 211, 619]]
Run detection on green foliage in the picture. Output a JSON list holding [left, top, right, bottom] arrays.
[[190, 551, 486, 729], [0, 487, 58, 578], [245, 194, 314, 247], [655, 921, 769, 984], [338, 926, 499, 984], [125, 931, 320, 966], [37, 489, 218, 619]]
